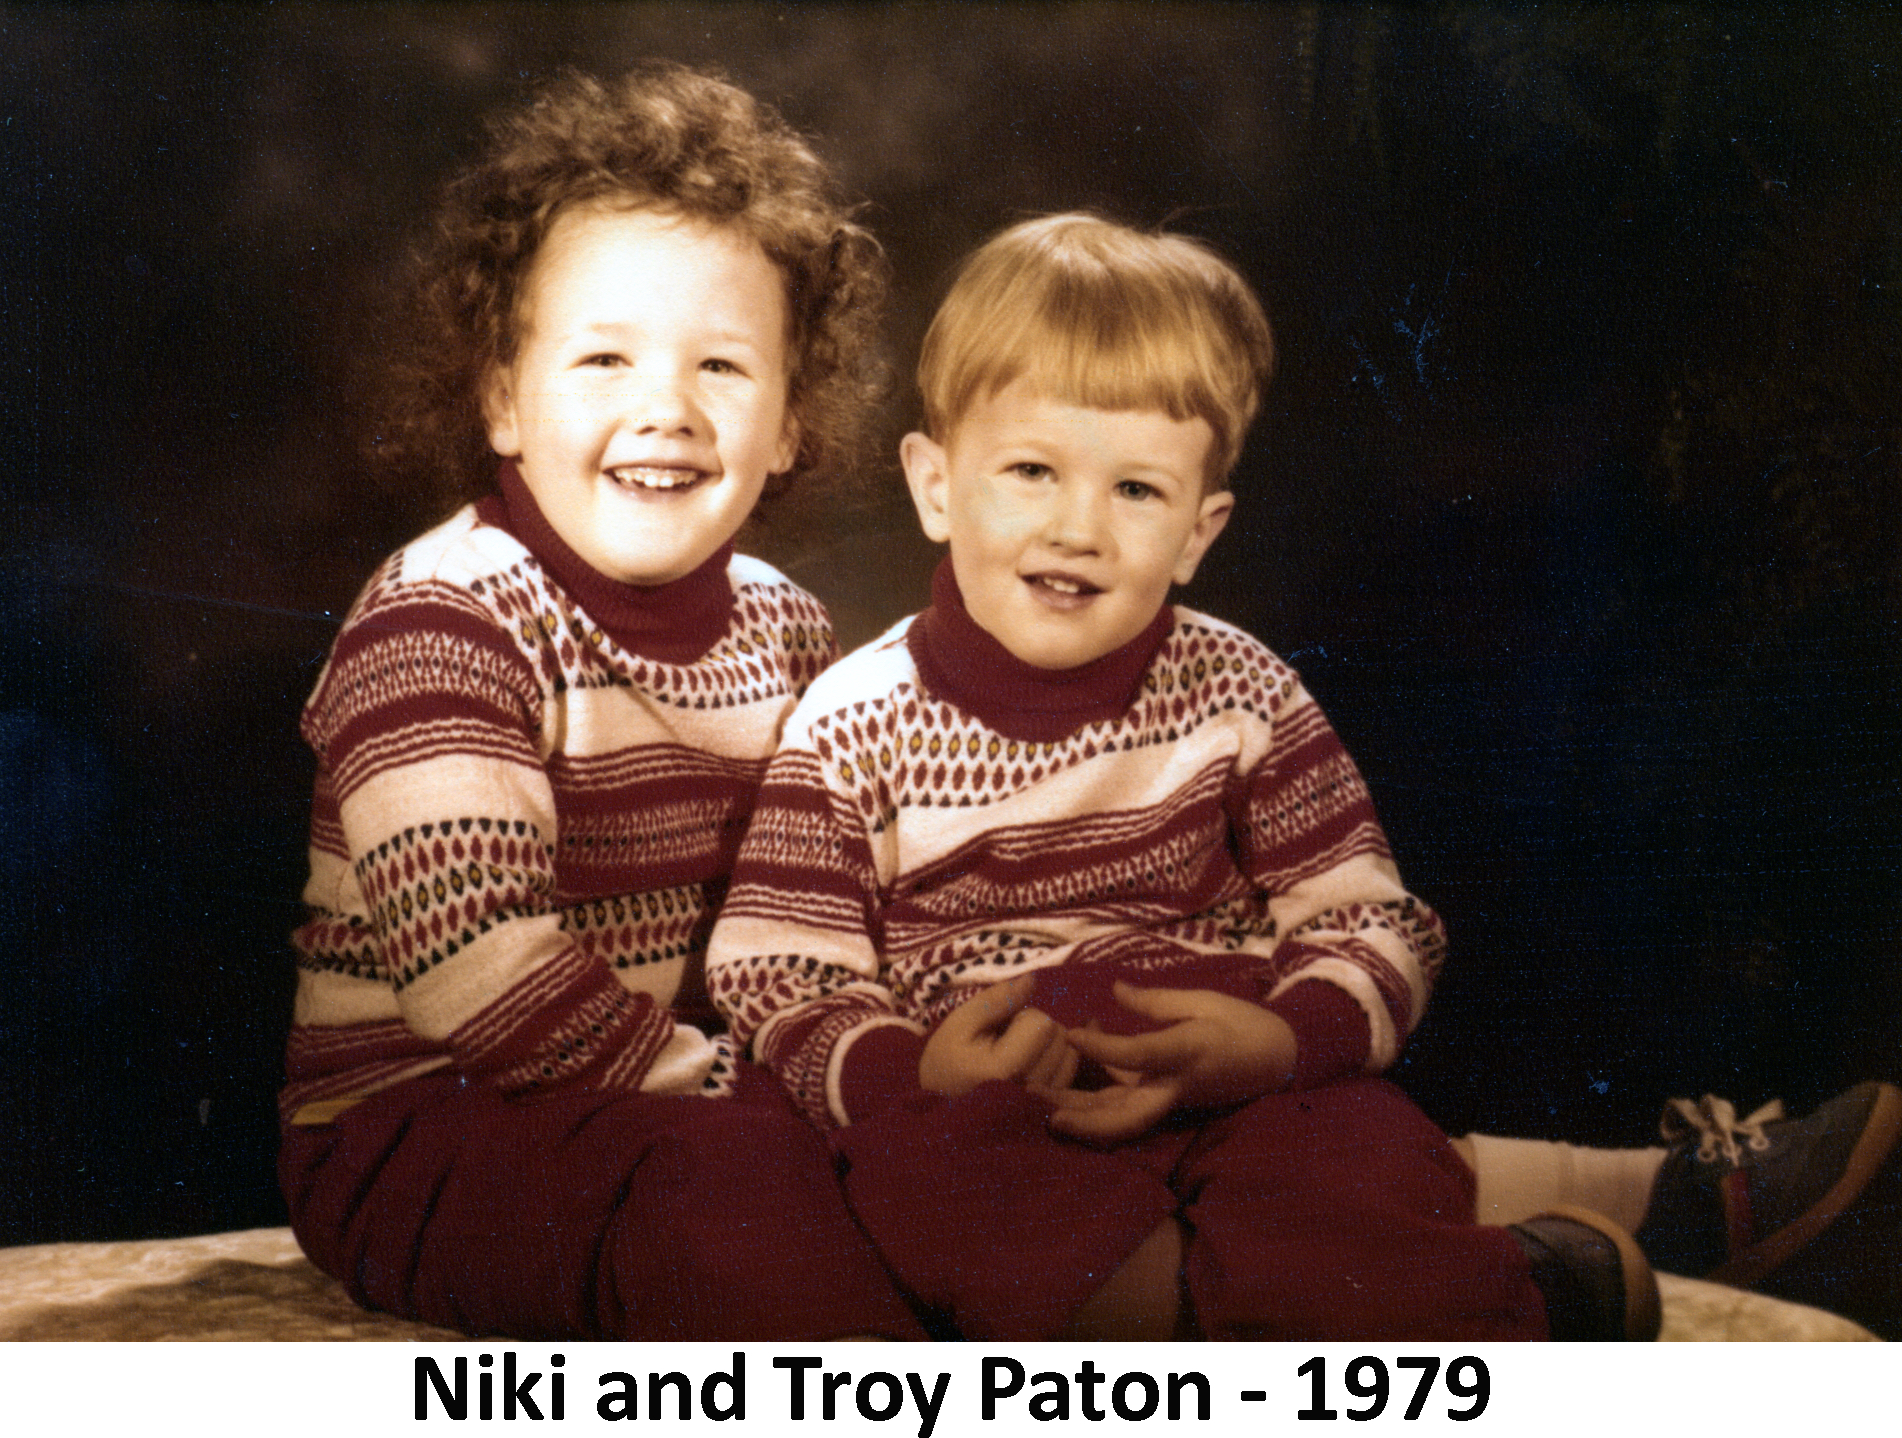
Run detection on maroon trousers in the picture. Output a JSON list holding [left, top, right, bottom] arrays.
[[835, 1076, 1549, 1341], [280, 1064, 923, 1341]]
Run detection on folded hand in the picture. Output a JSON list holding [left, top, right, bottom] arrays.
[[1037, 982, 1296, 1143]]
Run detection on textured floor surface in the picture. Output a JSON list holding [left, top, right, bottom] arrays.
[[0, 1227, 1878, 1341]]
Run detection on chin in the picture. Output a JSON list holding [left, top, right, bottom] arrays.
[[1014, 641, 1109, 671], [604, 552, 695, 586]]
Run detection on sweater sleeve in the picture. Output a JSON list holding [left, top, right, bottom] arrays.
[[706, 740, 924, 1128], [303, 580, 680, 1097], [1234, 680, 1447, 1081]]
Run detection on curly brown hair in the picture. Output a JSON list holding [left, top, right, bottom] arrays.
[[371, 62, 888, 516]]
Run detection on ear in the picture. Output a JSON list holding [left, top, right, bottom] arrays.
[[900, 431, 952, 544], [772, 411, 801, 477], [480, 364, 521, 459], [1171, 489, 1235, 585]]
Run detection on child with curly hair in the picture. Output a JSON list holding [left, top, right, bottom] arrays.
[[277, 62, 921, 1341]]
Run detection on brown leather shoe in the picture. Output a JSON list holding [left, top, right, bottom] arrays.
[[1511, 1206, 1661, 1341]]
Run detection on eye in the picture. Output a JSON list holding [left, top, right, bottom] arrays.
[[701, 357, 742, 375], [1011, 461, 1052, 481], [581, 353, 624, 368], [1115, 478, 1160, 501]]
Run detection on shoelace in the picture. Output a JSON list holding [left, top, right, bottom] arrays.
[[1660, 1094, 1786, 1168]]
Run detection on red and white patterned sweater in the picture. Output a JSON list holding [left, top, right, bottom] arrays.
[[280, 464, 838, 1121], [707, 562, 1446, 1129]]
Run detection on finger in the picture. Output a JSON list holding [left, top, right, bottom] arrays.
[[1012, 1020, 1066, 1088], [1049, 1040, 1080, 1092], [1042, 1078, 1171, 1114], [1035, 1082, 1126, 1113], [1066, 1021, 1197, 1074], [990, 1007, 1065, 1077], [1021, 1042, 1062, 1093], [1108, 980, 1210, 1023], [1047, 1082, 1177, 1143], [1021, 1027, 1078, 1091], [939, 973, 1038, 1040]]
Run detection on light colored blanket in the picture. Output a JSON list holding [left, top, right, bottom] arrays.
[[0, 1227, 1877, 1341]]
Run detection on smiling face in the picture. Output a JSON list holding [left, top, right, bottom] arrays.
[[482, 203, 797, 586], [903, 380, 1234, 670]]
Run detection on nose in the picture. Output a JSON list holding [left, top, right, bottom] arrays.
[[1043, 480, 1106, 554], [627, 369, 701, 436]]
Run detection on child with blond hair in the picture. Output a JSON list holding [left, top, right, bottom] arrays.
[[277, 63, 922, 1341], [708, 212, 1664, 1341]]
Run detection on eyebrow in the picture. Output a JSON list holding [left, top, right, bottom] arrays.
[[564, 319, 770, 347]]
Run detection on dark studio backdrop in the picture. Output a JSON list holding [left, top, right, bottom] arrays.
[[3, 3, 1898, 1247]]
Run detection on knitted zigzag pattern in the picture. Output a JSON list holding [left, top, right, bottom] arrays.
[[283, 508, 837, 1118], [709, 610, 1447, 1128]]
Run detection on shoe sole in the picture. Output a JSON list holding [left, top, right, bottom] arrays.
[[1708, 1080, 1902, 1291], [1543, 1204, 1661, 1341]]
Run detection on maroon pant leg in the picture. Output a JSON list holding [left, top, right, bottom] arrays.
[[834, 1081, 1177, 1340], [1175, 1078, 1548, 1340], [280, 1065, 922, 1341]]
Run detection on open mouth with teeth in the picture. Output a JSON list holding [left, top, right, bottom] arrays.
[[1026, 573, 1103, 599], [608, 465, 708, 493]]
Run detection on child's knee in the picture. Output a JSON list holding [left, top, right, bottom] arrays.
[[1059, 1216, 1189, 1341]]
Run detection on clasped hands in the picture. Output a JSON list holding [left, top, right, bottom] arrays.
[[916, 971, 1297, 1143]]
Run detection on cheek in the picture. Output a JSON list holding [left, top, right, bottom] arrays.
[[957, 516, 1022, 576], [957, 480, 1033, 547], [1121, 535, 1189, 599], [730, 392, 792, 460], [523, 384, 591, 435]]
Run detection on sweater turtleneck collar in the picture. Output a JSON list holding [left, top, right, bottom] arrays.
[[477, 459, 736, 665], [906, 557, 1174, 743]]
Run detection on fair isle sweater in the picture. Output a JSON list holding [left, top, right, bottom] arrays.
[[707, 562, 1447, 1130], [279, 463, 838, 1121]]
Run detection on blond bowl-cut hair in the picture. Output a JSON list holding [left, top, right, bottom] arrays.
[[916, 213, 1275, 488]]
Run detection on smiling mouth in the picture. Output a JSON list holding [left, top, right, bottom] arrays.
[[1026, 573, 1102, 598], [608, 465, 707, 493]]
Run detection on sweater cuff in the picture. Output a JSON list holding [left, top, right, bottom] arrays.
[[457, 950, 675, 1097], [836, 1022, 931, 1125], [1267, 979, 1372, 1090]]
